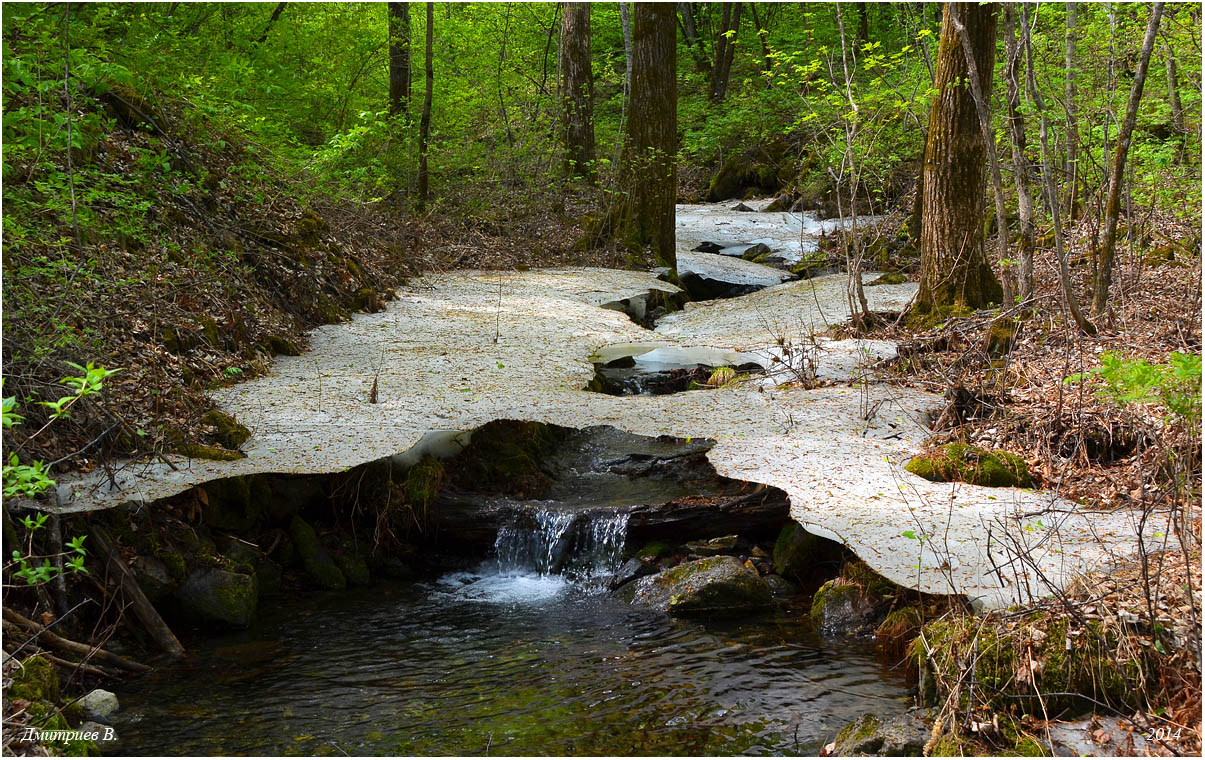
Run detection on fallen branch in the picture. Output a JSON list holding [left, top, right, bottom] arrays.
[[2, 608, 150, 673]]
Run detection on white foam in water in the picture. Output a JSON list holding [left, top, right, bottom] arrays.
[[444, 570, 570, 604]]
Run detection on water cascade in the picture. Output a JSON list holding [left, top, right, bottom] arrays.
[[494, 506, 629, 581]]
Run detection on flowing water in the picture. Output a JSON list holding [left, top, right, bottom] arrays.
[[111, 428, 914, 755]]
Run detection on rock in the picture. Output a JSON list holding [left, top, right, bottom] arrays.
[[609, 557, 657, 590], [867, 272, 908, 286], [78, 721, 120, 750], [684, 534, 739, 556], [761, 194, 794, 212], [621, 555, 772, 618], [739, 242, 772, 260], [772, 522, 841, 582], [267, 476, 327, 521], [764, 573, 799, 599], [904, 443, 1033, 488], [288, 516, 346, 590], [732, 202, 757, 212], [705, 139, 792, 201], [676, 250, 792, 301], [173, 566, 258, 627], [216, 536, 283, 598], [131, 555, 176, 603], [78, 689, 119, 719], [831, 710, 931, 756], [337, 551, 371, 586], [692, 241, 724, 253], [201, 409, 251, 450], [810, 580, 879, 635]]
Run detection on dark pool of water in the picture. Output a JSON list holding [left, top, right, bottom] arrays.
[[112, 570, 913, 757]]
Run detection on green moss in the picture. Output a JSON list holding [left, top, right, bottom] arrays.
[[8, 655, 60, 702], [929, 732, 969, 757], [352, 287, 382, 312], [877, 606, 923, 651], [177, 442, 246, 461], [337, 551, 371, 586], [196, 314, 221, 348], [809, 580, 861, 628], [448, 420, 557, 496], [771, 522, 826, 579], [984, 317, 1022, 357], [26, 701, 98, 756], [633, 541, 673, 560], [833, 714, 882, 754], [841, 559, 897, 597], [403, 457, 445, 510], [905, 443, 1033, 488], [288, 516, 346, 590], [869, 272, 908, 286], [905, 302, 973, 331], [202, 409, 251, 449], [264, 334, 303, 356]]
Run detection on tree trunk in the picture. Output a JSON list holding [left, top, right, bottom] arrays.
[[857, 2, 870, 43], [388, 2, 412, 118], [559, 2, 596, 182], [749, 3, 773, 75], [620, 1, 633, 102], [1021, 4, 1095, 336], [914, 2, 1003, 315], [417, 2, 434, 206], [1163, 35, 1185, 134], [677, 2, 711, 73], [948, 2, 1012, 307], [254, 2, 287, 46], [1064, 2, 1079, 219], [1002, 4, 1035, 300], [617, 2, 678, 275], [709, 3, 742, 103], [1091, 2, 1164, 321]]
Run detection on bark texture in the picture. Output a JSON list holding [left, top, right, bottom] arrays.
[[559, 2, 596, 182], [388, 2, 412, 118], [619, 3, 678, 274], [709, 3, 742, 103], [915, 2, 1003, 314], [417, 2, 434, 205], [1092, 3, 1164, 320]]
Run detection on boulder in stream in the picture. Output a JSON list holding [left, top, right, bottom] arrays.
[[289, 516, 346, 590], [829, 710, 931, 757], [172, 566, 258, 628], [675, 251, 792, 301], [620, 555, 772, 618]]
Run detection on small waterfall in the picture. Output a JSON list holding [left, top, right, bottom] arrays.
[[494, 506, 629, 581]]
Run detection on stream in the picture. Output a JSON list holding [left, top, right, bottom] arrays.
[[110, 426, 914, 756]]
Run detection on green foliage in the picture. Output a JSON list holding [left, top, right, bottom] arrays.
[[1066, 351, 1202, 427]]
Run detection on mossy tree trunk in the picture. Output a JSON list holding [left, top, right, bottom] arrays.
[[388, 2, 411, 119], [914, 2, 1003, 316], [615, 3, 678, 277], [559, 2, 595, 183]]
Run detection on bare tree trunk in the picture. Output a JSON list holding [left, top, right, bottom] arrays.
[[709, 3, 742, 103], [254, 2, 287, 46], [949, 1, 1012, 306], [617, 3, 678, 276], [914, 2, 1003, 315], [388, 2, 412, 118], [749, 3, 773, 75], [1163, 34, 1186, 134], [1002, 4, 1035, 300], [677, 2, 711, 73], [1063, 2, 1079, 219], [1091, 2, 1164, 321], [1021, 3, 1095, 336], [857, 2, 869, 43], [620, 1, 633, 100], [834, 3, 870, 321], [417, 2, 434, 207], [559, 2, 596, 182]]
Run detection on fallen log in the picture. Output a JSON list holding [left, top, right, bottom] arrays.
[[91, 527, 184, 657], [2, 608, 151, 673]]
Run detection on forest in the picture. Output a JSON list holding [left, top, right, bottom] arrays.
[[1, 2, 1201, 757]]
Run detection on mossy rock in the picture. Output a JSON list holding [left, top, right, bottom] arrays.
[[868, 272, 908, 286], [833, 710, 930, 756], [336, 551, 371, 586], [905, 443, 1033, 488], [198, 476, 265, 532], [352, 287, 384, 313], [632, 541, 674, 560], [263, 334, 303, 356], [26, 700, 98, 756], [288, 516, 346, 590], [172, 566, 258, 628], [195, 314, 221, 348], [984, 317, 1022, 357], [202, 409, 251, 450], [912, 611, 1140, 714], [624, 555, 772, 618], [448, 420, 557, 497], [841, 559, 897, 598], [810, 581, 866, 633], [772, 522, 819, 580], [177, 442, 246, 461], [296, 209, 328, 243], [8, 654, 60, 702]]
